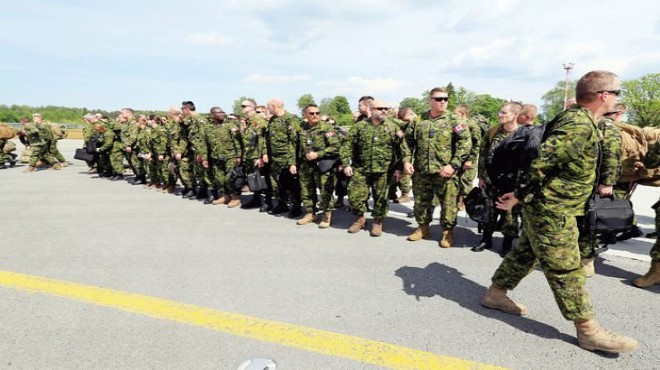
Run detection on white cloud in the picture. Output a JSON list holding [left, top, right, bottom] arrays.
[[183, 32, 232, 46], [244, 73, 311, 84], [319, 77, 409, 96]]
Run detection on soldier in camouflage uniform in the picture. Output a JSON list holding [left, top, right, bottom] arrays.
[[577, 111, 622, 276], [92, 122, 116, 176], [108, 113, 128, 180], [23, 113, 61, 172], [402, 88, 471, 247], [387, 107, 415, 204], [295, 104, 341, 228], [453, 105, 481, 209], [340, 100, 403, 237], [176, 101, 205, 199], [144, 115, 168, 189], [471, 102, 522, 255], [160, 108, 182, 193], [483, 71, 637, 353], [239, 100, 269, 210], [133, 117, 150, 184], [264, 98, 302, 218], [201, 107, 244, 207], [126, 115, 148, 185]]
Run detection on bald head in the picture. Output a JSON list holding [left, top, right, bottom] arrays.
[[267, 98, 285, 117]]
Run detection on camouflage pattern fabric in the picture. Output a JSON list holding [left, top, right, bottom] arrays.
[[267, 112, 301, 203], [348, 171, 390, 217], [201, 121, 243, 195], [412, 172, 458, 227], [652, 198, 660, 262], [597, 117, 623, 186]]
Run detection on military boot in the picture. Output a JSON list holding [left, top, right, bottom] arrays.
[[407, 224, 431, 241], [51, 163, 62, 170], [270, 202, 290, 215], [196, 187, 209, 200], [575, 319, 638, 353], [334, 196, 344, 208], [318, 211, 332, 229], [395, 193, 411, 204], [260, 196, 273, 213], [23, 166, 36, 173], [204, 190, 218, 204], [347, 215, 366, 234], [181, 188, 194, 199], [481, 284, 528, 315], [227, 195, 242, 208], [296, 212, 315, 225], [581, 257, 596, 278], [633, 261, 660, 288], [439, 228, 454, 248], [213, 194, 229, 205], [0, 164, 6, 170], [471, 235, 493, 252], [499, 236, 514, 257], [370, 218, 383, 237], [288, 203, 303, 218]]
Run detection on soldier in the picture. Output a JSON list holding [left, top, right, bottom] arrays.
[[341, 100, 403, 236], [484, 71, 637, 353], [145, 115, 168, 189], [240, 100, 269, 210], [403, 87, 471, 247], [264, 98, 302, 218], [295, 104, 341, 228], [92, 122, 116, 177], [516, 104, 538, 126], [471, 102, 523, 256], [633, 195, 660, 288], [202, 107, 244, 207], [133, 116, 150, 184], [23, 113, 61, 172], [126, 114, 148, 185], [176, 101, 205, 199], [388, 107, 415, 204], [453, 105, 480, 211], [578, 108, 623, 277]]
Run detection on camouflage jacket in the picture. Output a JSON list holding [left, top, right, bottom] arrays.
[[120, 120, 139, 149], [401, 110, 471, 174], [243, 115, 268, 163], [465, 118, 482, 164], [340, 119, 403, 173], [174, 114, 206, 157], [296, 120, 341, 167], [478, 124, 517, 185], [267, 112, 300, 166], [24, 123, 47, 145], [148, 125, 168, 156], [597, 117, 622, 186], [136, 127, 151, 155], [200, 120, 243, 161], [96, 130, 116, 152], [515, 107, 600, 216]]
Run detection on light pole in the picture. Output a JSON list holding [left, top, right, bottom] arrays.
[[563, 63, 575, 109]]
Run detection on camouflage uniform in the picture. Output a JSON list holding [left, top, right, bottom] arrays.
[[388, 117, 412, 198], [478, 125, 520, 238], [135, 125, 152, 179], [174, 115, 204, 191], [109, 122, 127, 176], [266, 112, 301, 206], [402, 110, 471, 228], [578, 117, 622, 259], [459, 117, 482, 197], [296, 120, 341, 212], [200, 119, 244, 196], [189, 116, 212, 192], [121, 120, 141, 177], [95, 129, 116, 175], [147, 124, 168, 185], [25, 122, 57, 167], [44, 123, 66, 163], [652, 197, 660, 262], [340, 119, 403, 218], [492, 107, 600, 322]]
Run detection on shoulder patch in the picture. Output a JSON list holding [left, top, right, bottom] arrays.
[[453, 123, 467, 134], [324, 131, 335, 138]]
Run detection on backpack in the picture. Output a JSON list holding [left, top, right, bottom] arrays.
[[2, 140, 17, 154], [49, 123, 68, 140], [0, 123, 16, 139], [617, 123, 660, 185], [486, 125, 546, 194], [464, 187, 495, 224]]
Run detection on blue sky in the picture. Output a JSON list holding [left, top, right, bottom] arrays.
[[2, 0, 658, 113]]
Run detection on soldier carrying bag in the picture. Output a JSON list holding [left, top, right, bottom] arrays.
[[464, 186, 495, 224], [247, 167, 268, 192], [315, 156, 339, 174], [584, 195, 634, 235], [74, 148, 95, 162]]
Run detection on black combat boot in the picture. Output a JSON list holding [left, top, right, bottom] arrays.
[[181, 188, 194, 199], [472, 234, 493, 252], [196, 187, 208, 200], [270, 202, 289, 215], [260, 195, 273, 213], [500, 236, 514, 258], [204, 190, 218, 205], [242, 192, 262, 209], [288, 203, 303, 218]]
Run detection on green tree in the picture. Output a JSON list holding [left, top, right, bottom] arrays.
[[622, 73, 659, 127], [232, 96, 255, 116], [319, 96, 351, 117], [471, 94, 507, 126], [541, 80, 577, 122], [297, 94, 316, 113], [398, 90, 430, 115]]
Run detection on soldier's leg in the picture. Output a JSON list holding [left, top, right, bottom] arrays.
[[268, 162, 284, 203], [318, 171, 335, 212], [347, 170, 369, 216], [48, 141, 66, 163], [299, 165, 316, 211], [178, 156, 195, 190], [459, 167, 477, 197], [491, 226, 539, 289], [412, 173, 435, 225], [438, 176, 459, 229], [370, 172, 391, 219], [110, 145, 125, 175]]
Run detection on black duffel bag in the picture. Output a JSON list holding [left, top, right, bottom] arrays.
[[74, 148, 95, 162], [315, 157, 339, 174], [464, 187, 495, 224], [228, 165, 247, 190], [584, 195, 634, 234], [246, 168, 268, 192]]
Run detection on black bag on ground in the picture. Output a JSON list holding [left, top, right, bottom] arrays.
[[228, 165, 247, 190], [464, 187, 495, 224], [247, 168, 268, 192], [584, 196, 634, 234], [74, 148, 95, 162], [315, 157, 339, 174]]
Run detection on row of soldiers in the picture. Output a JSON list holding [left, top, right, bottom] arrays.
[[10, 114, 69, 171]]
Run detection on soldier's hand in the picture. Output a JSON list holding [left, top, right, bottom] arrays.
[[478, 178, 487, 189], [496, 192, 518, 211], [344, 166, 354, 177], [158, 155, 164, 161], [196, 155, 203, 163], [262, 154, 269, 164], [403, 162, 414, 175], [175, 153, 182, 161], [202, 160, 209, 168], [289, 164, 297, 175], [440, 165, 454, 178], [394, 170, 402, 182], [125, 147, 132, 153], [256, 159, 264, 168], [463, 161, 473, 170], [597, 184, 613, 197]]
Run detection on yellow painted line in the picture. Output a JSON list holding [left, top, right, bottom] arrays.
[[0, 270, 505, 370]]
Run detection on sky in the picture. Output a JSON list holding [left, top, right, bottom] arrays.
[[2, 0, 658, 114]]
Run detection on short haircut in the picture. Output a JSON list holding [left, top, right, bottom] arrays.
[[520, 104, 538, 118], [181, 101, 196, 111], [242, 99, 257, 108], [210, 106, 224, 113], [430, 87, 448, 96], [612, 102, 627, 112], [397, 107, 414, 120], [303, 104, 318, 113], [454, 104, 469, 116], [83, 113, 96, 120], [358, 96, 374, 103], [32, 113, 41, 117], [503, 101, 523, 115], [121, 108, 134, 115], [575, 70, 618, 104], [255, 105, 267, 112]]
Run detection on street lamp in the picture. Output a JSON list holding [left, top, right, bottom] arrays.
[[563, 63, 575, 109]]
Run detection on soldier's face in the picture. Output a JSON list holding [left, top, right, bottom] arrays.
[[498, 106, 515, 124], [211, 110, 225, 121], [33, 116, 42, 124], [430, 94, 449, 112], [305, 108, 321, 124]]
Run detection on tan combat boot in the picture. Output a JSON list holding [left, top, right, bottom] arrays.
[[212, 194, 228, 205], [59, 162, 69, 167], [396, 193, 411, 203], [347, 215, 366, 234], [407, 223, 431, 241], [581, 258, 596, 278], [439, 228, 453, 248], [633, 260, 660, 288], [23, 166, 36, 173], [575, 319, 638, 353], [296, 212, 315, 225], [318, 211, 332, 229], [227, 195, 242, 208], [51, 163, 62, 170], [481, 284, 528, 315], [370, 218, 383, 237]]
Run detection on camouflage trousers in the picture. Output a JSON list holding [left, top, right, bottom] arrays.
[[268, 161, 301, 204], [483, 185, 520, 238], [492, 205, 594, 321], [194, 158, 212, 189], [348, 170, 390, 218], [48, 140, 66, 163], [147, 158, 168, 185], [389, 173, 412, 197], [0, 139, 7, 163], [28, 144, 57, 166], [458, 166, 477, 197], [211, 158, 240, 196], [299, 162, 335, 212], [178, 155, 197, 189], [652, 198, 660, 262], [130, 153, 146, 178], [109, 142, 125, 175], [412, 172, 459, 228]]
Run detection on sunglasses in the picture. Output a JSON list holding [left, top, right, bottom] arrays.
[[431, 97, 449, 102], [596, 89, 622, 96], [255, 111, 264, 114], [241, 104, 251, 108], [373, 107, 389, 111], [308, 112, 321, 116]]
